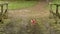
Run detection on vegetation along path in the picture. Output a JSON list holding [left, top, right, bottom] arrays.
[[3, 1, 51, 34]]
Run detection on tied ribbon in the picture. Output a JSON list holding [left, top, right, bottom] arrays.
[[31, 19, 36, 25]]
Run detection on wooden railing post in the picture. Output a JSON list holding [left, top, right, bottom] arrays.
[[1, 5, 3, 15], [56, 5, 59, 16], [0, 5, 3, 23], [0, 2, 8, 23], [49, 3, 60, 24]]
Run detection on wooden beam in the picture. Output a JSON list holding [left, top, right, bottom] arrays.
[[56, 5, 59, 16], [0, 2, 8, 6], [5, 3, 8, 13], [1, 5, 3, 15]]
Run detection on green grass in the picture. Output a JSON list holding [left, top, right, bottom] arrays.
[[8, 1, 37, 9]]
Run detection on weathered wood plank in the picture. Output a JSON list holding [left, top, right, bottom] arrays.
[[0, 2, 8, 6], [49, 3, 60, 6]]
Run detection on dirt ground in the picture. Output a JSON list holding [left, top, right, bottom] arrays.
[[3, 2, 51, 34], [8, 2, 49, 18]]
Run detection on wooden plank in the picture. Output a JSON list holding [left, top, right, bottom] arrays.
[[1, 5, 3, 15], [0, 5, 3, 23], [49, 3, 60, 6], [4, 3, 8, 13], [56, 5, 59, 16], [0, 2, 8, 6]]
